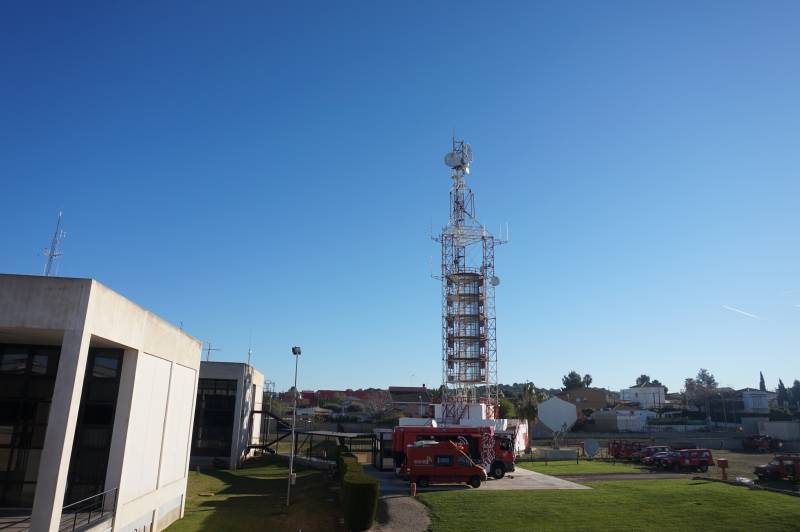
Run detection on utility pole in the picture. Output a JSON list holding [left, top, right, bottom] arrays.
[[287, 346, 301, 506]]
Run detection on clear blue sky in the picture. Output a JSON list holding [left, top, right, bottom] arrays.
[[2, 2, 799, 394]]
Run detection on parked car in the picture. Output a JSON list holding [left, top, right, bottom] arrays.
[[642, 451, 673, 467], [653, 449, 714, 472], [632, 445, 672, 462], [404, 440, 488, 488], [743, 435, 783, 453], [754, 454, 800, 481]]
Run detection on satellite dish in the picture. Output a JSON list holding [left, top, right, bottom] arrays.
[[490, 276, 500, 287], [444, 151, 460, 168], [584, 439, 600, 458]]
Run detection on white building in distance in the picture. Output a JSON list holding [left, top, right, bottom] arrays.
[[620, 384, 666, 409], [0, 274, 201, 531]]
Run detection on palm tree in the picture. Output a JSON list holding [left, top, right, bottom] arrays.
[[516, 382, 546, 452]]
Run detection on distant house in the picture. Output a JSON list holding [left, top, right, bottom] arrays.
[[388, 385, 433, 417], [621, 384, 666, 409], [556, 387, 612, 413], [738, 388, 775, 414]]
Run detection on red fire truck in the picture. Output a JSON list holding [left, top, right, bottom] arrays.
[[405, 440, 488, 488], [393, 425, 515, 479]]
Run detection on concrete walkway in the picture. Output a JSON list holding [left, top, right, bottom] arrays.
[[369, 495, 431, 532]]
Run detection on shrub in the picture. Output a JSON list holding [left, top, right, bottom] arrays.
[[341, 470, 379, 531]]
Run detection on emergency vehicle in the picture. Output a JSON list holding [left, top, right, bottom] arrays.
[[405, 440, 487, 488]]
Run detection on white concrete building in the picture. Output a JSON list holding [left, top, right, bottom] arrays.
[[190, 362, 263, 469], [739, 388, 774, 413], [621, 384, 666, 409], [0, 274, 201, 531]]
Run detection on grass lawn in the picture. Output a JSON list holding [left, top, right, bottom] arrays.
[[165, 456, 343, 531], [517, 460, 645, 475], [418, 479, 800, 531]]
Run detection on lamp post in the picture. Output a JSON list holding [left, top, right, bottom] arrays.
[[287, 346, 301, 506]]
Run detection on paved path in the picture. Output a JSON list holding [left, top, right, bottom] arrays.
[[559, 472, 689, 482], [369, 495, 431, 532]]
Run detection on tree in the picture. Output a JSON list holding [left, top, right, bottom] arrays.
[[498, 397, 517, 418], [791, 380, 800, 410], [562, 371, 592, 390], [562, 371, 584, 390], [636, 374, 651, 386], [515, 383, 546, 451], [759, 372, 767, 392], [363, 391, 397, 421], [685, 369, 718, 423], [777, 379, 789, 408]]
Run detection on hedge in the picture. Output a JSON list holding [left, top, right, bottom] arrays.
[[341, 471, 379, 531], [337, 452, 379, 531]]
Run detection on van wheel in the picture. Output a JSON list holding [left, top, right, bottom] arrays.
[[417, 477, 429, 488], [469, 476, 481, 488], [491, 463, 505, 479]]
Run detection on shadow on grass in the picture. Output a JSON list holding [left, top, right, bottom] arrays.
[[182, 460, 343, 532]]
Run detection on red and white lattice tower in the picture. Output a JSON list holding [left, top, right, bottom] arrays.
[[434, 138, 505, 423]]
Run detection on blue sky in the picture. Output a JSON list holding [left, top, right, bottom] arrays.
[[2, 2, 799, 393]]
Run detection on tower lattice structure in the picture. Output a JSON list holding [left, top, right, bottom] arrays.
[[434, 139, 504, 421]]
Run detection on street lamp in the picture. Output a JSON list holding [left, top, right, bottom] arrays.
[[287, 346, 301, 506]]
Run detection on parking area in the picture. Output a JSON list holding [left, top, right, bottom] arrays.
[[364, 465, 588, 496]]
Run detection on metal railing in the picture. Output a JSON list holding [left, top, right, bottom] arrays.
[[0, 512, 31, 531], [58, 487, 117, 532]]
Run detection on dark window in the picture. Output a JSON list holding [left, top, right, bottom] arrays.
[[0, 345, 60, 508], [458, 456, 471, 467], [435, 455, 453, 467], [192, 379, 237, 457], [64, 348, 123, 505]]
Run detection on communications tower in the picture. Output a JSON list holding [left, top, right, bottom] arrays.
[[434, 138, 504, 422]]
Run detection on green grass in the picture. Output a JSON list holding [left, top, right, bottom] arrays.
[[417, 479, 800, 531], [165, 456, 343, 531], [517, 460, 645, 475]]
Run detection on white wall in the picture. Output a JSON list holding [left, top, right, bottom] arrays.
[[159, 364, 197, 485], [120, 353, 172, 503]]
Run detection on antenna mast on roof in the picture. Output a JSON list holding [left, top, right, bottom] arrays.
[[204, 342, 221, 362], [43, 211, 66, 276]]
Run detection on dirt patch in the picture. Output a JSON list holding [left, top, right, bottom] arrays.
[[370, 496, 430, 532]]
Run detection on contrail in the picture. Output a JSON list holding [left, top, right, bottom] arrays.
[[722, 305, 764, 320]]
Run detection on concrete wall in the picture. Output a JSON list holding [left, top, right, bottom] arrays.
[[0, 274, 201, 532]]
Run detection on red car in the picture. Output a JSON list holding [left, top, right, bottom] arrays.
[[660, 449, 714, 472], [631, 445, 672, 462]]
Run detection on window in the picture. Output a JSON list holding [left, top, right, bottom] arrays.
[[0, 344, 60, 508], [192, 379, 237, 457], [64, 348, 123, 505], [435, 455, 453, 467], [458, 456, 471, 467]]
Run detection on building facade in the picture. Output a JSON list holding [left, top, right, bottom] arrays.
[[620, 384, 666, 409], [190, 362, 264, 469], [0, 274, 201, 531]]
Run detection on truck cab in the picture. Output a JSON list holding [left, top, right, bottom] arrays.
[[754, 454, 800, 481], [405, 440, 488, 488]]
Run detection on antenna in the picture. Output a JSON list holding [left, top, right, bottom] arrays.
[[43, 212, 66, 276], [204, 342, 221, 362]]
